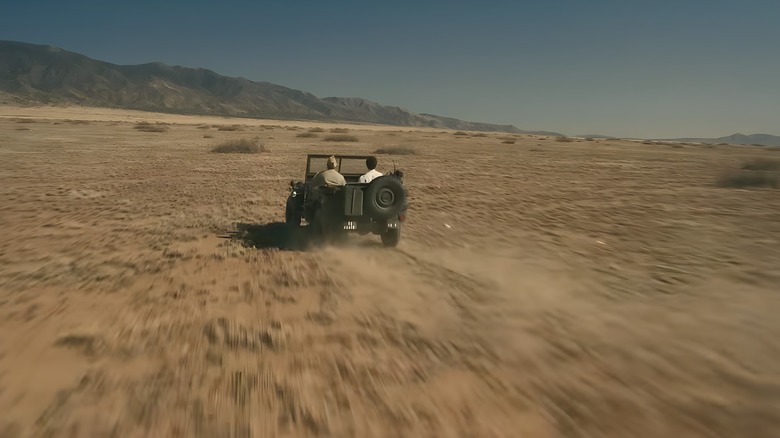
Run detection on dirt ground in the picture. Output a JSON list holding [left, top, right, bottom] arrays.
[[1, 105, 779, 438]]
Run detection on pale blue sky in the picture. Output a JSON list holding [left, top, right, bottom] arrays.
[[2, 0, 779, 138]]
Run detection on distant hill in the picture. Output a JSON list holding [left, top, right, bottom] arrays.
[[659, 133, 780, 147], [0, 40, 561, 135]]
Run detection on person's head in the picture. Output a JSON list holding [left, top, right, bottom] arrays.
[[327, 155, 337, 170], [366, 156, 377, 170]]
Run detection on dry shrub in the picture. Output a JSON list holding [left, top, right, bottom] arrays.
[[330, 128, 349, 133], [67, 119, 90, 125], [453, 131, 468, 136], [718, 171, 778, 189], [742, 158, 780, 171], [502, 140, 516, 144], [285, 126, 302, 131], [296, 132, 318, 138], [216, 124, 243, 131], [308, 127, 325, 133], [585, 137, 594, 141], [471, 133, 488, 137], [373, 147, 416, 155], [15, 118, 36, 123], [134, 122, 168, 133], [323, 134, 359, 142], [15, 127, 30, 131], [671, 144, 684, 149], [211, 137, 267, 154], [203, 134, 214, 138], [556, 136, 574, 142], [197, 124, 211, 129]]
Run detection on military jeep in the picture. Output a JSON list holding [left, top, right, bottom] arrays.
[[285, 154, 408, 247]]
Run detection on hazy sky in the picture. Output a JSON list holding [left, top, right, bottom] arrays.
[[2, 0, 779, 138]]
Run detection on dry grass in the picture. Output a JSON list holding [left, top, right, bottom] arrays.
[[196, 124, 211, 129], [471, 133, 488, 138], [454, 131, 469, 136], [210, 137, 266, 154], [556, 136, 574, 142], [14, 118, 36, 124], [717, 171, 778, 189], [15, 127, 31, 131], [308, 127, 325, 133], [373, 147, 416, 155], [216, 124, 243, 132], [502, 140, 516, 144], [323, 134, 359, 142], [742, 158, 780, 171], [134, 122, 168, 133], [296, 132, 318, 138], [330, 128, 349, 133], [203, 134, 214, 138]]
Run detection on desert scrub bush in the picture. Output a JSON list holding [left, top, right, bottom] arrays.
[[216, 124, 243, 131], [134, 122, 168, 132], [742, 158, 780, 171], [717, 171, 778, 189], [471, 133, 488, 137], [323, 134, 359, 142], [308, 127, 325, 132], [203, 134, 214, 138], [453, 131, 468, 136], [296, 132, 318, 138], [211, 137, 267, 154], [330, 128, 349, 133], [502, 140, 516, 144], [373, 147, 416, 155], [14, 118, 36, 123], [555, 136, 574, 142], [197, 124, 211, 129]]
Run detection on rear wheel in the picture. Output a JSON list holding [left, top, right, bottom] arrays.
[[381, 227, 400, 247]]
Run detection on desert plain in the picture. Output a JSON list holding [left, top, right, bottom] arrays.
[[0, 105, 779, 437]]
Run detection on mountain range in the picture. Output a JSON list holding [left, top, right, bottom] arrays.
[[0, 40, 560, 135], [2, 40, 778, 145]]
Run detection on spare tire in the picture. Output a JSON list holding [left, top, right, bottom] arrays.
[[364, 176, 406, 220]]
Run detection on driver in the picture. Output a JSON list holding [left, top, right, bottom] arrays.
[[310, 155, 346, 188]]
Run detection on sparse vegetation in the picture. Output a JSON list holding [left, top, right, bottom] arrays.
[[555, 136, 574, 142], [296, 132, 318, 138], [323, 134, 359, 142], [718, 171, 778, 189], [308, 127, 325, 132], [471, 133, 488, 137], [718, 158, 780, 188], [454, 131, 468, 136], [330, 128, 349, 133], [585, 137, 594, 141], [211, 137, 267, 154], [216, 124, 243, 131], [203, 134, 214, 138], [742, 158, 780, 171], [502, 140, 516, 144], [15, 127, 30, 131], [134, 122, 168, 133], [197, 124, 211, 129], [671, 144, 684, 149], [14, 118, 36, 123], [373, 147, 416, 155]]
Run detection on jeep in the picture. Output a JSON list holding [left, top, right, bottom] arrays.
[[285, 154, 408, 247]]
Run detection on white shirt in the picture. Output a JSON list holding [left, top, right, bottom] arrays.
[[359, 169, 383, 183]]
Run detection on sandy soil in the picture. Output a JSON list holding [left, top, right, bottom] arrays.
[[1, 106, 779, 437]]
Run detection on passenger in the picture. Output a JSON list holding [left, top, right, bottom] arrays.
[[359, 156, 383, 183], [310, 155, 346, 187]]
